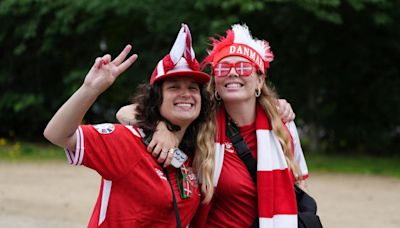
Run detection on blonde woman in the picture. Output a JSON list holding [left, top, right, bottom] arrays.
[[190, 24, 309, 228]]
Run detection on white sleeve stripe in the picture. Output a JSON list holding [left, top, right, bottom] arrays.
[[63, 127, 84, 166], [77, 126, 84, 165], [64, 149, 73, 164], [71, 127, 81, 166]]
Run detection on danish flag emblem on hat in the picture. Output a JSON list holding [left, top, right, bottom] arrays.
[[150, 24, 210, 85]]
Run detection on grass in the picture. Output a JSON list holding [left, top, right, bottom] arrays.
[[307, 153, 400, 178], [1, 140, 400, 178], [0, 140, 65, 161]]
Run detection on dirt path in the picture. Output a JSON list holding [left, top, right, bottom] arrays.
[[1, 162, 400, 228]]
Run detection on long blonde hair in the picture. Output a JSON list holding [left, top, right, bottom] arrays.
[[208, 76, 302, 181], [193, 115, 216, 203]]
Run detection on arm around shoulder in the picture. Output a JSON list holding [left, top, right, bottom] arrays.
[[116, 104, 137, 125]]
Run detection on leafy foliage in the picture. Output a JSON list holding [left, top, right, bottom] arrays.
[[0, 0, 399, 154]]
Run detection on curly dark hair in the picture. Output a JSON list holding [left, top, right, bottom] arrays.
[[132, 80, 213, 155]]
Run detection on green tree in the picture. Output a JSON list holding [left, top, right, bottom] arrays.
[[1, 0, 399, 155]]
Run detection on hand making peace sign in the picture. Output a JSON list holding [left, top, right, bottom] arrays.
[[83, 45, 138, 95]]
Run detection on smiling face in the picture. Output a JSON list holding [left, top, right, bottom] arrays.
[[159, 78, 201, 129], [214, 56, 265, 104]]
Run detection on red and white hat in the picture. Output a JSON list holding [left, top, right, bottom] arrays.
[[203, 24, 274, 74], [150, 24, 210, 85]]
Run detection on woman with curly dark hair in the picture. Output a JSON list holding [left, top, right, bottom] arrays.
[[43, 24, 215, 227]]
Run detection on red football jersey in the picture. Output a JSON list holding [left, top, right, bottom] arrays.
[[65, 124, 200, 227], [206, 123, 258, 227]]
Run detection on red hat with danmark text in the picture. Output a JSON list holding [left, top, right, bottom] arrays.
[[202, 24, 274, 74], [150, 24, 210, 85]]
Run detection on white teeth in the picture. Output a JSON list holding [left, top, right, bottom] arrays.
[[176, 103, 192, 107], [226, 83, 242, 88]]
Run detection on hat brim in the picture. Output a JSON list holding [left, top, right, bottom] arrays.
[[153, 71, 210, 85]]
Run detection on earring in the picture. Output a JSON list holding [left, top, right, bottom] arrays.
[[215, 91, 221, 101], [255, 88, 261, 97]]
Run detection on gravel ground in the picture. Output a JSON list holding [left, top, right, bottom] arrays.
[[1, 162, 399, 228]]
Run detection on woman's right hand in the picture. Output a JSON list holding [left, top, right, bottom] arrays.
[[277, 98, 296, 123], [116, 104, 137, 125], [83, 45, 138, 95], [148, 121, 179, 167]]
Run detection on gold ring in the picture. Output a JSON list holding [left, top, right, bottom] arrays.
[[168, 148, 175, 154]]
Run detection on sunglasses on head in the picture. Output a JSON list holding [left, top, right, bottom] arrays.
[[212, 61, 258, 77]]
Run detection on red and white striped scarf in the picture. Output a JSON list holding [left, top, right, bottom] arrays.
[[213, 105, 300, 227]]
